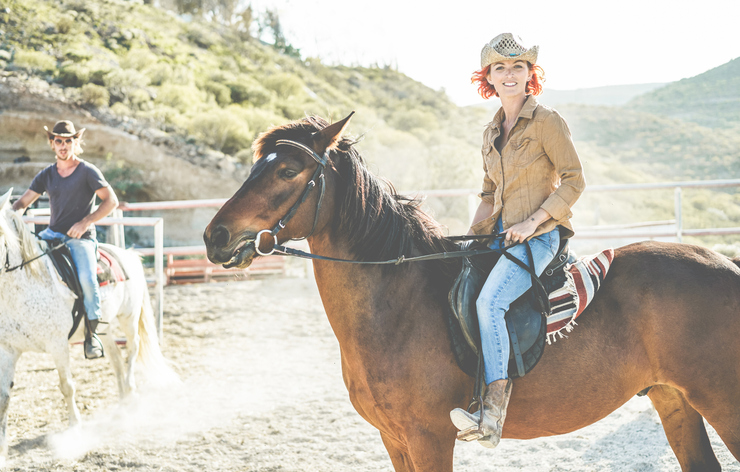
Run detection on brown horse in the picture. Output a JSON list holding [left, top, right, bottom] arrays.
[[204, 113, 740, 472]]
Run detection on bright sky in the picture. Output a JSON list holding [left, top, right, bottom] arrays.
[[248, 0, 740, 106]]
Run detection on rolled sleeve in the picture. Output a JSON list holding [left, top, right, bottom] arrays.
[[539, 112, 585, 221], [479, 156, 497, 205]]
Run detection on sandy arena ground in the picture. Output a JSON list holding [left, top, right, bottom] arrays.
[[5, 269, 739, 471]]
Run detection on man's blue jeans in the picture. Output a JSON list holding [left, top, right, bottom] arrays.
[[39, 228, 102, 322], [477, 227, 560, 384]]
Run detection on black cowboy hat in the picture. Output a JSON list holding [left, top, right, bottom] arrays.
[[44, 120, 85, 139]]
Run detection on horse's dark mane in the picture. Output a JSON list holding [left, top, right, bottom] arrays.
[[253, 116, 461, 280]]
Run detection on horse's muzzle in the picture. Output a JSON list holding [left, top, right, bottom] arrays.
[[203, 226, 257, 268]]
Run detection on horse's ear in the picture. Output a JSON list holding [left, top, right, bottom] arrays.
[[0, 188, 13, 211], [312, 111, 355, 153]]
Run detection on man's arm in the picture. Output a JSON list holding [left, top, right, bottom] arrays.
[[67, 186, 120, 239], [11, 189, 41, 214]]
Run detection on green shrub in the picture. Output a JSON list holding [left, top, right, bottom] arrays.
[[204, 82, 232, 106], [80, 83, 110, 107], [104, 68, 150, 102], [155, 84, 204, 113], [227, 80, 273, 107], [58, 62, 90, 87], [145, 62, 173, 86], [12, 49, 57, 74], [62, 43, 93, 62], [189, 107, 252, 155], [121, 48, 158, 71], [264, 73, 304, 97], [128, 88, 153, 110], [387, 109, 438, 132]]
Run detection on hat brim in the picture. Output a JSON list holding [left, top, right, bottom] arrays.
[[481, 45, 539, 69], [44, 126, 85, 139]]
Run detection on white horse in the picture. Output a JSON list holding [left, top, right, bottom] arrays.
[[0, 189, 173, 463]]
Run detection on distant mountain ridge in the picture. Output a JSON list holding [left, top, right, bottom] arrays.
[[628, 57, 740, 129], [539, 83, 667, 107]]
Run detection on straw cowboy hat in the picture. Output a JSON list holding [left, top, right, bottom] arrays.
[[481, 33, 539, 69], [44, 120, 85, 139]]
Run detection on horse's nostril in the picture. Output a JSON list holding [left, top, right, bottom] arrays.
[[209, 226, 231, 248]]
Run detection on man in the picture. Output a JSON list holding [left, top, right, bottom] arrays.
[[12, 120, 119, 359]]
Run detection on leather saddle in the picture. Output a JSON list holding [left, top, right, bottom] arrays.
[[448, 238, 575, 379], [45, 241, 128, 339]]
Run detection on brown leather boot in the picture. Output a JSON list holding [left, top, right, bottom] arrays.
[[450, 378, 513, 448]]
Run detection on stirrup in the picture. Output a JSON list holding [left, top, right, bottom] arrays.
[[456, 424, 488, 442]]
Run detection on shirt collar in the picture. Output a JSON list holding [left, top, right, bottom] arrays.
[[488, 95, 539, 131]]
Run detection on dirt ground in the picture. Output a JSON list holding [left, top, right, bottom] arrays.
[[5, 272, 739, 471]]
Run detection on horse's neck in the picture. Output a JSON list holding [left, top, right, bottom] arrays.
[[308, 237, 431, 349]]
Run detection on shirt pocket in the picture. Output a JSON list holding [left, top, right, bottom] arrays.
[[510, 138, 545, 168]]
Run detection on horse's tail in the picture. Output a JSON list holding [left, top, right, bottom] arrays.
[[136, 283, 179, 386]]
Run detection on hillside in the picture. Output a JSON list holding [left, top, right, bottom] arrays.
[[628, 57, 740, 129], [0, 0, 483, 198], [1, 0, 738, 251]]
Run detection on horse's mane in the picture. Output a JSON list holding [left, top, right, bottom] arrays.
[[0, 209, 45, 278], [253, 116, 462, 281]]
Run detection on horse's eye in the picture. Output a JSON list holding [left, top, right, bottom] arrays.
[[279, 168, 298, 179]]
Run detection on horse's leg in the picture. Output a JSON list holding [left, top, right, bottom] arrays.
[[380, 432, 414, 472], [380, 430, 455, 472], [49, 344, 81, 426], [647, 385, 720, 472], [100, 332, 130, 398], [0, 346, 19, 464], [116, 294, 142, 399]]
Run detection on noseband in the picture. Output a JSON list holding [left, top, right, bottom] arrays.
[[254, 139, 329, 256]]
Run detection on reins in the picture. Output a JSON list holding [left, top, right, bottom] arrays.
[[246, 137, 551, 310], [2, 236, 64, 274]]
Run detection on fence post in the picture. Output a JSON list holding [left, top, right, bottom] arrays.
[[675, 187, 683, 243], [154, 218, 164, 343]]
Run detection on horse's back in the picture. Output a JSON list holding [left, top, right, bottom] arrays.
[[600, 240, 740, 385]]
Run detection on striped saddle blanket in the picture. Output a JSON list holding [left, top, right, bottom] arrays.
[[546, 249, 615, 343]]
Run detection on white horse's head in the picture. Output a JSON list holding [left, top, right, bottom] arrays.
[[0, 188, 45, 278]]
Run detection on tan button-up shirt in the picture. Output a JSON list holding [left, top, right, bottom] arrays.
[[470, 96, 585, 240]]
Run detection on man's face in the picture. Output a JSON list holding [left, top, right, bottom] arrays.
[[52, 137, 75, 161]]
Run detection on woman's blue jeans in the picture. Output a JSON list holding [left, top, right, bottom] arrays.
[[39, 228, 102, 322], [477, 228, 560, 384]]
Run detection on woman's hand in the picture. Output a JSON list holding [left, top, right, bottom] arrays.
[[502, 208, 552, 244], [502, 220, 538, 244]]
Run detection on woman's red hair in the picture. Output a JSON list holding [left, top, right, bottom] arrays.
[[471, 63, 545, 99]]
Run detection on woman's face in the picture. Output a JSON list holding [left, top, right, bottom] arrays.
[[487, 60, 532, 98]]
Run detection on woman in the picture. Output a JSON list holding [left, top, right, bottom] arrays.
[[449, 33, 585, 448]]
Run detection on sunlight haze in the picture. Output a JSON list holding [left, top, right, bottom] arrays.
[[249, 0, 740, 106]]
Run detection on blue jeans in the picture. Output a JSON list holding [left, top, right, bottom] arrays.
[[477, 226, 560, 384], [39, 228, 102, 322]]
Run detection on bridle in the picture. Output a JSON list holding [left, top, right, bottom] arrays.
[[248, 139, 529, 268], [252, 138, 329, 256], [0, 221, 60, 274]]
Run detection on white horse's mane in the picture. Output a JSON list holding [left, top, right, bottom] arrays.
[[0, 210, 46, 279]]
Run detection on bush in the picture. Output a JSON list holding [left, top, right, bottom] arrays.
[[204, 82, 232, 106], [80, 83, 110, 107], [189, 107, 252, 155], [155, 84, 204, 113], [58, 62, 90, 87], [387, 109, 438, 132], [264, 73, 304, 97], [145, 62, 173, 86], [227, 80, 272, 107], [121, 48, 158, 71], [104, 68, 150, 102], [12, 49, 57, 74]]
